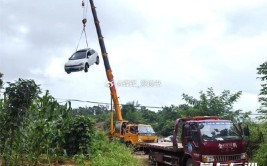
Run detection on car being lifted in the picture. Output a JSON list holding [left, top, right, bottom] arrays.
[[64, 48, 100, 74]]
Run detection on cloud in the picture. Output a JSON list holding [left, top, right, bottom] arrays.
[[1, 0, 266, 113], [227, 4, 267, 36]]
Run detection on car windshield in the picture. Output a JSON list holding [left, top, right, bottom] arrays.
[[138, 125, 155, 135], [200, 122, 242, 141], [69, 51, 86, 60]]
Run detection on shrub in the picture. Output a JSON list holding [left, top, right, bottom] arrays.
[[251, 142, 267, 166], [90, 131, 141, 166], [65, 115, 95, 156]]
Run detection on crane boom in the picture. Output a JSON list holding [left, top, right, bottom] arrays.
[[89, 0, 122, 121]]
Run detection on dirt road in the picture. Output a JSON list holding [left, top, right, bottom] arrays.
[[134, 151, 149, 166]]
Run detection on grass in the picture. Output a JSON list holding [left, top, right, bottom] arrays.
[[90, 131, 144, 166]]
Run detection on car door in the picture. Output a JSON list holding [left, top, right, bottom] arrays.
[[86, 50, 93, 65], [124, 126, 138, 145], [90, 49, 97, 64], [189, 124, 201, 162]]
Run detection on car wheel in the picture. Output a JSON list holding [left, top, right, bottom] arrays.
[[96, 56, 100, 65], [84, 63, 89, 72], [67, 71, 71, 74]]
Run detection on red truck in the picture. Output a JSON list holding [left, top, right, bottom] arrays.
[[142, 116, 249, 166]]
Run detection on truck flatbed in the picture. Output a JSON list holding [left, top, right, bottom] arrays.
[[142, 142, 184, 153]]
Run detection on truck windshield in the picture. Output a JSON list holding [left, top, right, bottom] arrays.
[[69, 51, 86, 60], [138, 125, 155, 136], [199, 122, 242, 141]]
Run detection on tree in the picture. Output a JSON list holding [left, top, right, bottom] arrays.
[[257, 61, 267, 120], [0, 72, 3, 89], [0, 72, 3, 98], [1, 79, 41, 158], [5, 79, 41, 120], [255, 62, 267, 165], [154, 105, 181, 136], [121, 101, 142, 123], [182, 88, 243, 121], [140, 106, 158, 123]]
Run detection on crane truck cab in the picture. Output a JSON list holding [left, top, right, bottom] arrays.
[[125, 124, 157, 147], [143, 116, 249, 166], [113, 121, 157, 147]]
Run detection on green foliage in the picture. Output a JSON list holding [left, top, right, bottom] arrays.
[[182, 87, 246, 121], [0, 90, 74, 165], [0, 78, 142, 165], [140, 106, 157, 123], [251, 142, 267, 165], [73, 153, 88, 165], [3, 79, 40, 131], [65, 115, 95, 156], [72, 88, 252, 137], [121, 101, 143, 123], [248, 122, 267, 165], [154, 105, 180, 136], [5, 78, 41, 112], [0, 72, 3, 90], [72, 106, 111, 130], [252, 62, 267, 164], [257, 61, 267, 120], [72, 105, 109, 116], [25, 92, 72, 162], [90, 131, 141, 166], [0, 79, 41, 165], [0, 78, 97, 165], [2, 75, 261, 165]]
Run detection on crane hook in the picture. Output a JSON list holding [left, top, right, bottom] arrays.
[[82, 18, 87, 27]]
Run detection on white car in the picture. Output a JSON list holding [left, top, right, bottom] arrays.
[[64, 48, 100, 74], [164, 135, 178, 142], [164, 135, 173, 142]]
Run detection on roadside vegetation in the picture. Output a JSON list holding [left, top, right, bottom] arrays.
[[0, 61, 266, 165], [0, 77, 139, 165]]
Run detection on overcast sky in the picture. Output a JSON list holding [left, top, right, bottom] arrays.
[[1, 0, 266, 114]]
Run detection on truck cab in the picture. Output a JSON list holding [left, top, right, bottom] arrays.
[[180, 118, 247, 166], [144, 116, 248, 166], [113, 121, 157, 147], [124, 124, 157, 146]]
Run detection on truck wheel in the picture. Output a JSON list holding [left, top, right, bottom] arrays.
[[149, 151, 158, 166], [186, 158, 194, 166], [144, 148, 149, 155]]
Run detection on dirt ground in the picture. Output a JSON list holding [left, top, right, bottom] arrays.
[[134, 151, 149, 166], [0, 153, 148, 166]]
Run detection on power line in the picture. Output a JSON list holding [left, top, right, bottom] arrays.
[[55, 98, 267, 115], [56, 98, 163, 109]]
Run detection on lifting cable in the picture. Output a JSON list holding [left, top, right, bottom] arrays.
[[76, 0, 89, 51]]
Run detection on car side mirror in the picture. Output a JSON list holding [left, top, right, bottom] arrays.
[[243, 126, 250, 137]]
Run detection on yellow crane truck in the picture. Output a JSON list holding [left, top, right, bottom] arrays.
[[88, 0, 157, 146]]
